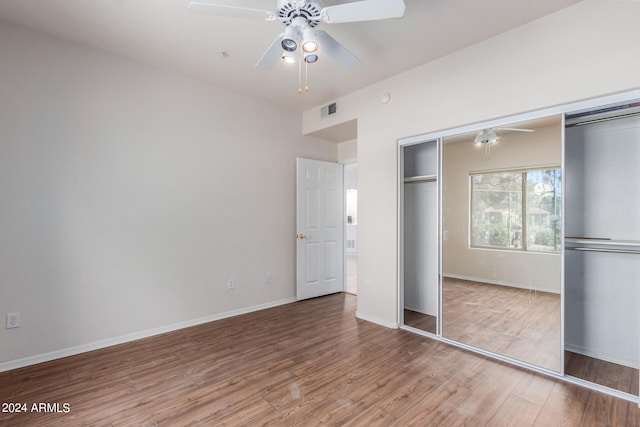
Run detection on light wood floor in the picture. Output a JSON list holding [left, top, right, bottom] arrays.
[[1, 293, 638, 426]]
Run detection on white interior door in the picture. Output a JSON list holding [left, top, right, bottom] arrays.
[[296, 158, 344, 300]]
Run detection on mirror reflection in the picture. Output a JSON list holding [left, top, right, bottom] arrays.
[[403, 140, 438, 334], [442, 116, 562, 372]]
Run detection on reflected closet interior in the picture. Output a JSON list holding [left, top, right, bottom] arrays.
[[402, 140, 438, 335]]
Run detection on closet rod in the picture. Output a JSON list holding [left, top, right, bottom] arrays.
[[566, 247, 640, 255], [404, 175, 437, 183]]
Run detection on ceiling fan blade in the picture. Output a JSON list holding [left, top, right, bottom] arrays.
[[255, 33, 285, 69], [320, 0, 406, 24], [496, 127, 536, 132], [189, 2, 276, 21], [315, 30, 359, 69]]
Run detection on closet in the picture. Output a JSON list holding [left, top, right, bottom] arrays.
[[402, 140, 439, 334], [398, 90, 640, 404], [564, 102, 640, 397]]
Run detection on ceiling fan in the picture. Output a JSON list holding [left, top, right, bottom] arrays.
[[189, 0, 406, 71], [474, 127, 535, 159], [474, 127, 534, 145]]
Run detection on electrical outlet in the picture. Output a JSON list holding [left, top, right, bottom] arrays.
[[265, 273, 271, 285], [6, 312, 20, 329], [227, 279, 234, 290]]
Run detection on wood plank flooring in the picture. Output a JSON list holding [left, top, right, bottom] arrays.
[[1, 293, 638, 426], [442, 278, 561, 372], [565, 351, 640, 396], [403, 309, 436, 333]]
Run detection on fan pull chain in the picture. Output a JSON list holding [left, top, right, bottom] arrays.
[[305, 60, 309, 92], [298, 57, 302, 94]]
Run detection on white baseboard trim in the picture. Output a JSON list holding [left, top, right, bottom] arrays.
[[565, 344, 639, 370], [356, 310, 399, 329], [0, 297, 296, 373], [444, 273, 560, 295]]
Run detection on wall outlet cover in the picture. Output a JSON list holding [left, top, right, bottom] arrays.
[[7, 312, 20, 329]]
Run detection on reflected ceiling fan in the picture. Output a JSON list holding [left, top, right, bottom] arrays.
[[474, 127, 535, 159], [189, 0, 406, 91]]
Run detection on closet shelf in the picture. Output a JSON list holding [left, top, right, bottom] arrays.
[[404, 174, 437, 183]]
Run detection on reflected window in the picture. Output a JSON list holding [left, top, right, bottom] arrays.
[[471, 168, 561, 252]]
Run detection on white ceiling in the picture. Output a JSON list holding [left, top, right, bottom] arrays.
[[0, 0, 582, 112]]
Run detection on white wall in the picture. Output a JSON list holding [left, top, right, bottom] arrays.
[[303, 0, 640, 327], [338, 138, 357, 163], [0, 22, 336, 367]]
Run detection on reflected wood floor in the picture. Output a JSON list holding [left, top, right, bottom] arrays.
[[442, 278, 562, 372], [566, 351, 640, 396], [404, 309, 437, 334], [1, 293, 638, 426]]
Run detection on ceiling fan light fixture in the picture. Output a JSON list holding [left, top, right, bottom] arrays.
[[281, 50, 296, 64], [281, 26, 298, 52], [304, 52, 319, 63], [302, 27, 318, 53], [475, 129, 498, 145], [281, 38, 297, 52]]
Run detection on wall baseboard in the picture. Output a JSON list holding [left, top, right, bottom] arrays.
[[0, 297, 296, 373], [444, 273, 560, 295], [356, 310, 399, 329]]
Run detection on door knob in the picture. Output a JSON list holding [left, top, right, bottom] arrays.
[[297, 233, 308, 239]]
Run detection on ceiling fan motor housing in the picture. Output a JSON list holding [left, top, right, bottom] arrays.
[[278, 0, 322, 26]]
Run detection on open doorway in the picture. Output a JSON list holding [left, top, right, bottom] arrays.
[[344, 163, 357, 294]]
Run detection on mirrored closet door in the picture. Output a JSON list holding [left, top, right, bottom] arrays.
[[441, 116, 563, 372], [564, 101, 640, 397], [399, 90, 640, 404]]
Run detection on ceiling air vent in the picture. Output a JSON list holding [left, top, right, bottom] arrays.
[[320, 102, 337, 118]]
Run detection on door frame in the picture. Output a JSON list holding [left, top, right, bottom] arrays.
[[342, 160, 358, 295]]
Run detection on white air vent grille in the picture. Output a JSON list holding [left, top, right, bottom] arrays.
[[320, 102, 337, 118]]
